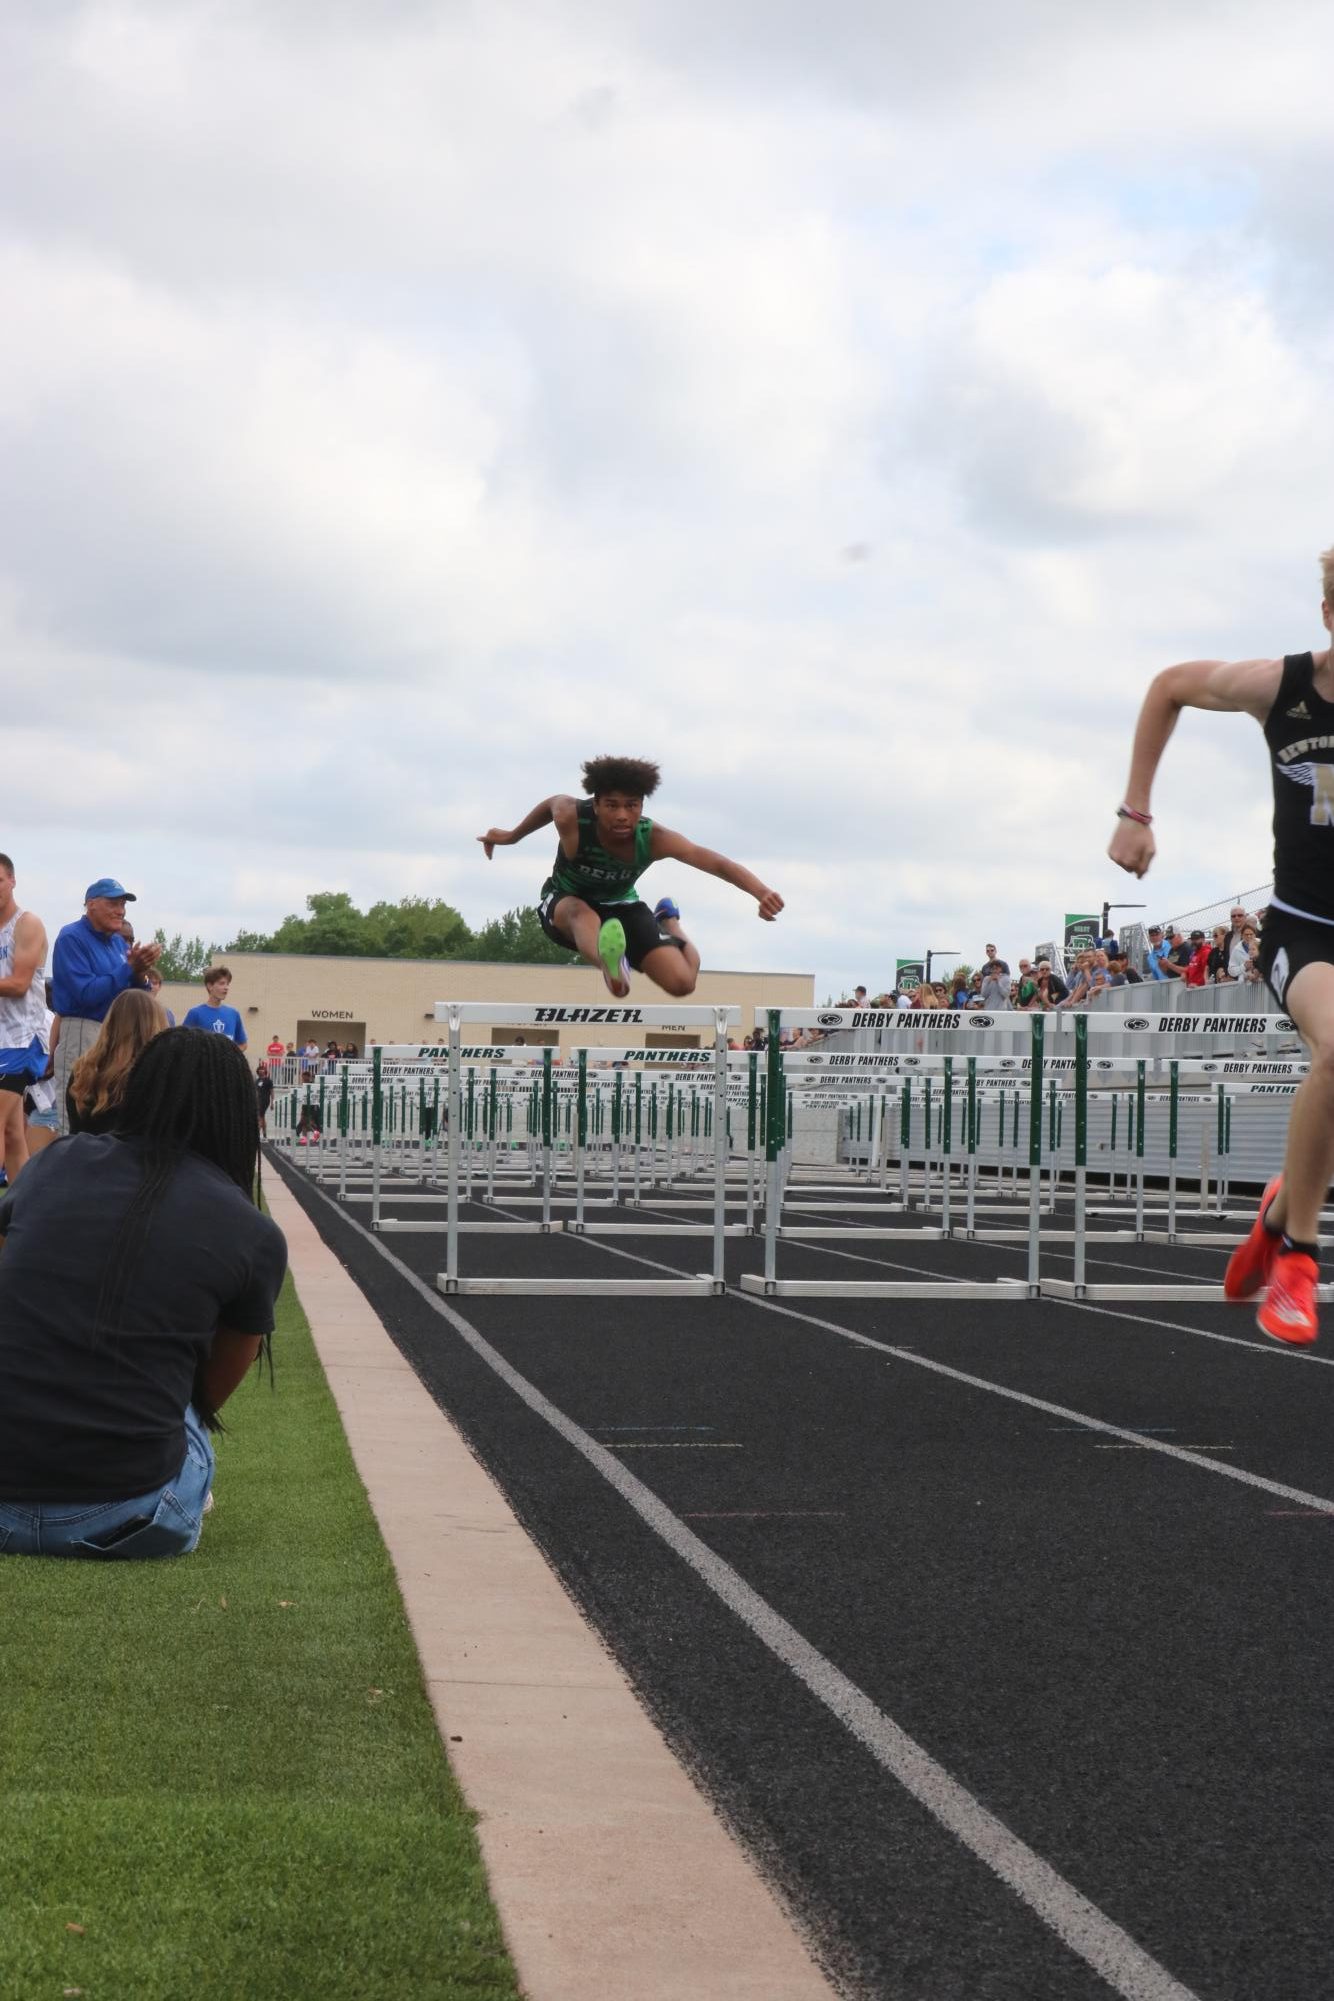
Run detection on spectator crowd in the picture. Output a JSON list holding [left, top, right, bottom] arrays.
[[836, 909, 1268, 1016]]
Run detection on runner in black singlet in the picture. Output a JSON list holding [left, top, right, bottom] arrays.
[[477, 756, 783, 999], [1109, 544, 1334, 1346]]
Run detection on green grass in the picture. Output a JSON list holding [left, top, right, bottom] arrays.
[[0, 1274, 522, 2001]]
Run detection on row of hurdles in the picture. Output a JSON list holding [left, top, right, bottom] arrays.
[[270, 1000, 1328, 1303]]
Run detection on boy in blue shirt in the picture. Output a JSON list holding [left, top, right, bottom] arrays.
[[182, 967, 247, 1048]]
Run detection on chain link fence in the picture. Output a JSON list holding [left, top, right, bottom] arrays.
[[1157, 881, 1272, 938]]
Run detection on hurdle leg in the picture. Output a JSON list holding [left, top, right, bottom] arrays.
[[1025, 1017, 1044, 1296]]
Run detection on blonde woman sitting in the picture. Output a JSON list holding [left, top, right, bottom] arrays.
[[67, 989, 171, 1138]]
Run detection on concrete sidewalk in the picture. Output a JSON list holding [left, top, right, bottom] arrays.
[[266, 1174, 836, 2001]]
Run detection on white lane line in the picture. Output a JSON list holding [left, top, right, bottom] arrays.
[[562, 1229, 1334, 1495], [1064, 1296, 1334, 1369], [724, 1292, 1334, 1514], [296, 1170, 1199, 2001]]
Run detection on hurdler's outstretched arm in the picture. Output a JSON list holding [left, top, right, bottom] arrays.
[[650, 824, 784, 920], [1108, 656, 1281, 878], [478, 795, 580, 861]]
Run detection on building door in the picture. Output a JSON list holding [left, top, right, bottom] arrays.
[[296, 1019, 367, 1057]]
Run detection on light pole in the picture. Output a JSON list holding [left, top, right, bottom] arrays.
[[1101, 901, 1146, 942], [925, 949, 960, 987]]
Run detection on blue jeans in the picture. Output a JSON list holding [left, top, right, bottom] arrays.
[[0, 1407, 215, 1560]]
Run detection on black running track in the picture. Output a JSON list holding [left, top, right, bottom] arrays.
[[274, 1155, 1334, 2001]]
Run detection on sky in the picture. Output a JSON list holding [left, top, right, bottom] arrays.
[[3, 0, 1333, 1000]]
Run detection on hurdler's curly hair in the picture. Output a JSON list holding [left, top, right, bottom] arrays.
[[581, 756, 661, 799]]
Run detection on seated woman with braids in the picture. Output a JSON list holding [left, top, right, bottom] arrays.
[[0, 1030, 287, 1560], [66, 986, 170, 1136]]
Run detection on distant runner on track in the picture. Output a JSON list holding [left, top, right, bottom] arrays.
[[478, 756, 783, 998], [1109, 543, 1334, 1347]]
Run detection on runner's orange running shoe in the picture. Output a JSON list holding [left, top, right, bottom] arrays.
[[1223, 1175, 1285, 1302], [1256, 1250, 1320, 1347]]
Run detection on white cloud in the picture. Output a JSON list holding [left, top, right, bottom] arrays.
[[2, 0, 1333, 999]]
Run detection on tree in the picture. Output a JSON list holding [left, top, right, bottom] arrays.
[[215, 892, 578, 964], [152, 929, 219, 981], [365, 896, 472, 960], [471, 906, 579, 965], [267, 892, 383, 958]]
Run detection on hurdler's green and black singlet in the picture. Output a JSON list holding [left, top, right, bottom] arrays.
[[542, 801, 654, 906], [538, 801, 676, 970]]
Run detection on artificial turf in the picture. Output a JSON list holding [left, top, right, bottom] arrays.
[[0, 1273, 522, 2001]]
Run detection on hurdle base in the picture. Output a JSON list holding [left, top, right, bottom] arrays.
[[1138, 1231, 1244, 1247], [738, 1276, 1037, 1300], [438, 1274, 724, 1297], [375, 1221, 564, 1234], [776, 1226, 948, 1241], [577, 1222, 750, 1237], [1042, 1279, 1334, 1304]]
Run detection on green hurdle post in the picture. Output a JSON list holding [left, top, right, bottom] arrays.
[[370, 1045, 384, 1230], [921, 1074, 933, 1208], [747, 1051, 759, 1230], [964, 1056, 978, 1236], [540, 1047, 554, 1229], [612, 1070, 623, 1205], [941, 1055, 954, 1233], [1026, 1014, 1044, 1294], [1072, 1016, 1088, 1293], [573, 1048, 588, 1229], [1135, 1058, 1147, 1239], [762, 1008, 784, 1287], [1167, 1059, 1180, 1238]]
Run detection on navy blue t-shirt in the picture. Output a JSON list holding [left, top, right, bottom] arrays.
[[0, 1136, 286, 1502]]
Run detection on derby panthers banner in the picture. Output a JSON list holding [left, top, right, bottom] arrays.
[[1063, 912, 1100, 958]]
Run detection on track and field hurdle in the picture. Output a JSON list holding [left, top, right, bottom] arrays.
[[1036, 1009, 1334, 1301], [429, 1002, 739, 1295], [740, 1007, 1051, 1299]]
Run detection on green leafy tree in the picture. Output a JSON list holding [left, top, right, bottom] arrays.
[[152, 929, 220, 981], [471, 906, 579, 965], [267, 892, 383, 958], [217, 893, 577, 964], [365, 896, 473, 960]]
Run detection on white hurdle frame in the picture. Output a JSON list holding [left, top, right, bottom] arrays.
[[431, 1002, 738, 1295], [1039, 1009, 1334, 1302], [739, 1008, 1051, 1300]]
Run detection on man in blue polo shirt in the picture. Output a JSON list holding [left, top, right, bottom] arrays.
[[183, 967, 248, 1048], [51, 878, 161, 1134]]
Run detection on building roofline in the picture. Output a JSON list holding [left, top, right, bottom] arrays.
[[201, 952, 813, 977]]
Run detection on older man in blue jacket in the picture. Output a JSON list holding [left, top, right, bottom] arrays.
[[51, 878, 162, 1133]]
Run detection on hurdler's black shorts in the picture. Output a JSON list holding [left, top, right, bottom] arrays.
[[538, 892, 680, 971], [1257, 907, 1334, 1011]]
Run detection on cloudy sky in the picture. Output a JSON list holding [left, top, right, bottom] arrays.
[[4, 0, 1332, 998]]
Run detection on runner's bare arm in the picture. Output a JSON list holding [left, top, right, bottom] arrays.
[[477, 795, 578, 860], [1108, 656, 1282, 878], [649, 825, 784, 920], [0, 912, 47, 1000]]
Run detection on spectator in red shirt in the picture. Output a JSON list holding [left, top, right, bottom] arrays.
[[1184, 930, 1212, 986]]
